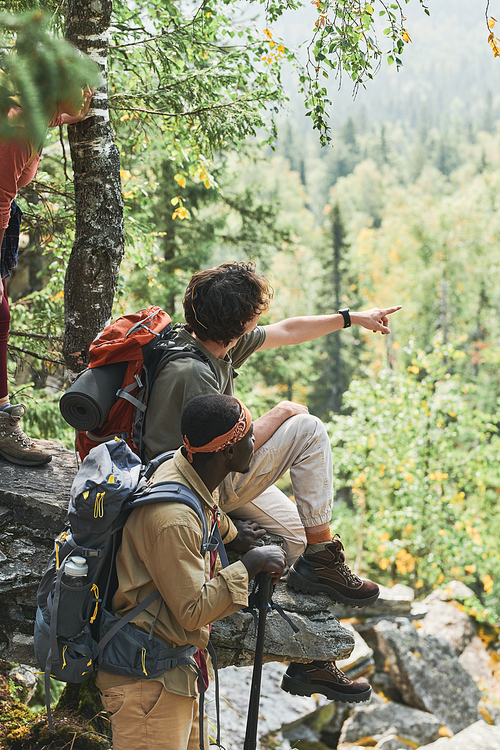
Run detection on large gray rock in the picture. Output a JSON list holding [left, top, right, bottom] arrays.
[[0, 439, 77, 530], [212, 582, 355, 668], [418, 599, 476, 654], [418, 719, 500, 749], [374, 618, 481, 733], [338, 699, 444, 749], [0, 445, 355, 669]]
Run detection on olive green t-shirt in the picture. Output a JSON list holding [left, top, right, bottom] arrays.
[[143, 325, 265, 458]]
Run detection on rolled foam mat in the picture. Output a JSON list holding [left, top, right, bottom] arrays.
[[59, 362, 128, 431]]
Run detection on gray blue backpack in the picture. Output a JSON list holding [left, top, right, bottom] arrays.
[[34, 437, 228, 745]]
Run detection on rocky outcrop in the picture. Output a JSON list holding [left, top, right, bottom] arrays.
[[374, 618, 481, 733], [0, 443, 355, 669], [338, 698, 445, 749]]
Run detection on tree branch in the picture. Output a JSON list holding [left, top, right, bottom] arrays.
[[8, 344, 65, 365], [9, 330, 63, 342]]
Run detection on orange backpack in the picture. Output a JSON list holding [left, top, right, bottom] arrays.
[[72, 306, 217, 460]]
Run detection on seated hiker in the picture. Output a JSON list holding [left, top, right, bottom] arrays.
[[95, 393, 287, 750]]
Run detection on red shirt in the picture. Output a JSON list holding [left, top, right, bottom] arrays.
[[0, 112, 64, 229]]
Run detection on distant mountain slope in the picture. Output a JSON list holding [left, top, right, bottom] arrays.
[[274, 0, 500, 130]]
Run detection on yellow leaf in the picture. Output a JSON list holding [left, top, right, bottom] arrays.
[[172, 206, 189, 221], [120, 169, 132, 180], [479, 706, 494, 725], [379, 558, 390, 570], [439, 726, 454, 738], [174, 174, 187, 188], [263, 28, 272, 39], [482, 574, 494, 594], [488, 18, 496, 28], [365, 3, 374, 14], [171, 196, 180, 206]]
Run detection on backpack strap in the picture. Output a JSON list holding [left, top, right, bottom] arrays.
[[136, 341, 221, 460], [142, 450, 176, 481], [126, 481, 211, 554], [96, 589, 161, 653]]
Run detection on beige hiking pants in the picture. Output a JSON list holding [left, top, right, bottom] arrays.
[[98, 678, 208, 750], [219, 413, 334, 564]]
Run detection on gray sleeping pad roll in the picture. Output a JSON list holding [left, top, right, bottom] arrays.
[[59, 362, 128, 431]]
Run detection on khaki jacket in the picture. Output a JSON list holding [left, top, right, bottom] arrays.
[[96, 449, 248, 697]]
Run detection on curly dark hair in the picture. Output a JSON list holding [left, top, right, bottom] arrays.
[[183, 261, 273, 346], [181, 394, 241, 448]]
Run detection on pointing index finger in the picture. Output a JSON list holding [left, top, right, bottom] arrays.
[[382, 305, 402, 316]]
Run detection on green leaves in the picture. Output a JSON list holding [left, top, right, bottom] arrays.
[[297, 0, 423, 143], [0, 11, 100, 145], [327, 339, 500, 615]]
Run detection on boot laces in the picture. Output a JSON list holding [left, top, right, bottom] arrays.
[[0, 407, 33, 449], [317, 661, 351, 684], [337, 561, 363, 587], [330, 534, 362, 586]]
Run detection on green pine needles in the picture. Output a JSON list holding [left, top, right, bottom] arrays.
[[0, 11, 100, 146]]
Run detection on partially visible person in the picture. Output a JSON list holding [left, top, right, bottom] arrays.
[[0, 86, 94, 466], [96, 393, 287, 750]]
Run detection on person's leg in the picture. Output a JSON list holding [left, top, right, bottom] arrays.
[[97, 677, 200, 750], [0, 278, 10, 407], [230, 485, 307, 564], [220, 412, 379, 606], [220, 413, 333, 554], [0, 279, 52, 466]]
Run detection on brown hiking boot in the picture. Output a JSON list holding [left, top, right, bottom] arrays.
[[0, 405, 52, 467], [286, 534, 379, 606], [281, 660, 371, 703]]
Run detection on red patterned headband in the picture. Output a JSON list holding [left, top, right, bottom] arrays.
[[183, 400, 252, 463]]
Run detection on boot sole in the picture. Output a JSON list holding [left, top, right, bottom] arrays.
[[281, 673, 371, 703], [286, 567, 380, 608], [0, 450, 52, 467]]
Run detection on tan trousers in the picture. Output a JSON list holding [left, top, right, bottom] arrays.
[[98, 678, 208, 750], [220, 413, 334, 564]]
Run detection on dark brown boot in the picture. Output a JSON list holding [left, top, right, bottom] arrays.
[[281, 660, 372, 702], [286, 534, 379, 606]]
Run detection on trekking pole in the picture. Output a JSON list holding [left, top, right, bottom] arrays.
[[243, 571, 273, 750]]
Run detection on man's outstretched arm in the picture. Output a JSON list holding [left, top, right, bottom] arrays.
[[258, 306, 402, 351]]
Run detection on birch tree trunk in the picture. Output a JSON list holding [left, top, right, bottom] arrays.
[[63, 0, 123, 372]]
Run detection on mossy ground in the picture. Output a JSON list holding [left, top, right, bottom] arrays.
[[0, 660, 111, 750]]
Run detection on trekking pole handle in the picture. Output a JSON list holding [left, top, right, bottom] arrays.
[[255, 571, 272, 612]]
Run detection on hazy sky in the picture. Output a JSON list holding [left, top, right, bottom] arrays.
[[271, 0, 500, 130]]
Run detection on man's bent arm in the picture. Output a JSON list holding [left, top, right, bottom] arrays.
[[258, 306, 402, 351], [253, 400, 308, 451]]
